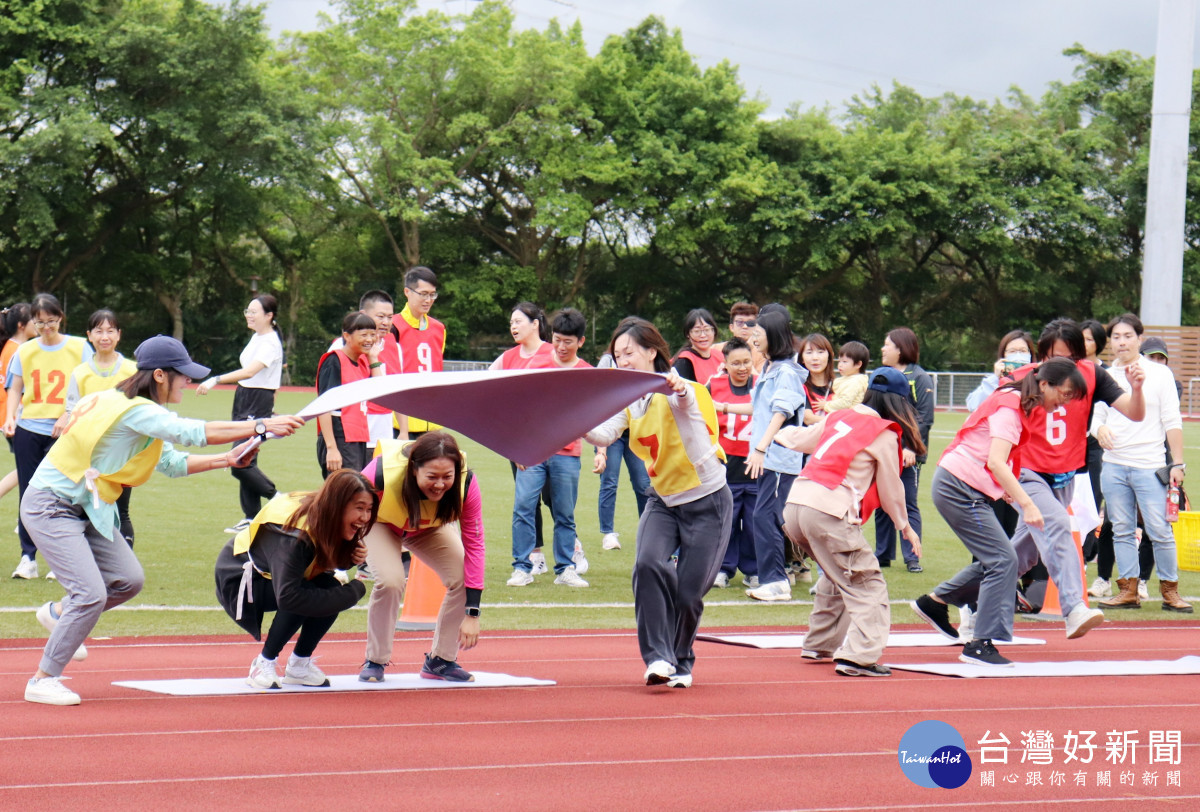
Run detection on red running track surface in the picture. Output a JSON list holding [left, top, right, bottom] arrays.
[[1, 621, 1198, 810]]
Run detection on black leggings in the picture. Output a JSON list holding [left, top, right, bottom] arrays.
[[261, 610, 338, 661], [231, 386, 278, 519]]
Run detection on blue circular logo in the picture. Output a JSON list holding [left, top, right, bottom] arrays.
[[898, 720, 972, 789]]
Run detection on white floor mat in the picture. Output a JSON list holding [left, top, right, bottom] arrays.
[[114, 671, 555, 696], [696, 632, 1046, 649], [889, 655, 1200, 679]]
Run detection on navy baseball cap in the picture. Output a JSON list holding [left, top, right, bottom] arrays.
[[134, 335, 211, 379], [867, 367, 910, 398]]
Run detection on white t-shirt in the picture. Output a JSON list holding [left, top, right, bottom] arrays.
[[239, 330, 283, 390], [1092, 355, 1181, 469]]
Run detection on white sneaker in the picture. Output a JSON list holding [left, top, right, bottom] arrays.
[[643, 659, 675, 685], [224, 518, 251, 535], [957, 605, 975, 642], [572, 539, 589, 575], [667, 673, 693, 688], [1088, 577, 1111, 598], [530, 550, 548, 575], [35, 602, 87, 662], [12, 555, 38, 579], [1138, 581, 1149, 601], [246, 655, 281, 689], [743, 575, 760, 590], [554, 566, 589, 587], [506, 568, 534, 587], [746, 579, 792, 602], [282, 654, 329, 687], [713, 572, 730, 589], [25, 676, 80, 706], [1064, 604, 1104, 639], [45, 570, 56, 581], [601, 532, 621, 550]]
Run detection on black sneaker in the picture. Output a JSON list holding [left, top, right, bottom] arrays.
[[959, 639, 1014, 668], [912, 594, 958, 640], [358, 660, 386, 683], [834, 658, 891, 677], [420, 653, 474, 683]]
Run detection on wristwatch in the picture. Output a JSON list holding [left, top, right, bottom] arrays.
[[254, 419, 267, 437], [464, 607, 481, 618]]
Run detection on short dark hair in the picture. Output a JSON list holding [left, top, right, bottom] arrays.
[[886, 327, 920, 365], [31, 292, 65, 323], [608, 316, 672, 373], [758, 311, 795, 361], [838, 340, 870, 370], [87, 309, 120, 332], [342, 310, 377, 334], [1107, 312, 1144, 337], [1078, 320, 1107, 355], [551, 308, 586, 339], [404, 266, 438, 290], [723, 336, 752, 355], [996, 330, 1035, 360], [359, 289, 393, 310], [1036, 318, 1086, 361]]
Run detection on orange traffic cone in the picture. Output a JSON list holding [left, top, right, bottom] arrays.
[[1036, 505, 1089, 618], [395, 555, 447, 631]]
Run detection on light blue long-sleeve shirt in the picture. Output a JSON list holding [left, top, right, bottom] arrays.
[[751, 358, 808, 475], [31, 399, 209, 540]]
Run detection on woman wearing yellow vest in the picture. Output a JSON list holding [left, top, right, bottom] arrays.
[[63, 309, 139, 551], [21, 335, 303, 706], [358, 431, 485, 683], [585, 317, 733, 689], [215, 469, 376, 690], [4, 293, 92, 580]]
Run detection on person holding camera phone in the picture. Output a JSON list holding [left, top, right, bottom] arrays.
[[965, 330, 1036, 412]]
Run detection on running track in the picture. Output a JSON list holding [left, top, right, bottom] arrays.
[[1, 621, 1197, 810]]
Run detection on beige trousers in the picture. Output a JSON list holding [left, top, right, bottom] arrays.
[[363, 522, 466, 663], [783, 504, 891, 665]]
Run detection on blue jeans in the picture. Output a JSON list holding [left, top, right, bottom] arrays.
[[1101, 462, 1178, 581], [597, 431, 650, 534], [512, 454, 581, 575]]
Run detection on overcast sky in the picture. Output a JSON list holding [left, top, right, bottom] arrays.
[[257, 0, 1200, 117]]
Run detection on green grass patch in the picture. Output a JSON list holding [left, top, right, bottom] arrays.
[[2, 391, 1197, 639]]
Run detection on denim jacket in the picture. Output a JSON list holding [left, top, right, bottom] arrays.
[[751, 357, 808, 475]]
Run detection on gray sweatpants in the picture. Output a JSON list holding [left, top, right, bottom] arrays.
[[21, 487, 145, 676], [930, 467, 1018, 642], [633, 487, 732, 676], [932, 470, 1084, 618]]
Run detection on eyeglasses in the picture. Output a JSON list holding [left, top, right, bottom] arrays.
[[243, 309, 258, 316], [690, 325, 715, 335], [408, 289, 438, 301], [733, 319, 756, 329], [33, 318, 61, 328]]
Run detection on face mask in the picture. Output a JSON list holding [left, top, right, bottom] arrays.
[[1005, 352, 1031, 366]]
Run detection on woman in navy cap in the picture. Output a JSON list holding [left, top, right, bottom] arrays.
[[773, 367, 925, 677], [21, 335, 304, 706]]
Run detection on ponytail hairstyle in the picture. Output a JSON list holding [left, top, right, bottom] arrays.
[[861, 386, 927, 458], [999, 357, 1086, 416], [396, 431, 465, 530], [287, 469, 379, 574], [253, 294, 280, 334], [1, 302, 31, 344], [512, 301, 549, 342]]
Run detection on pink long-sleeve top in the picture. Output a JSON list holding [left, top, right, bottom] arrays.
[[360, 458, 486, 594]]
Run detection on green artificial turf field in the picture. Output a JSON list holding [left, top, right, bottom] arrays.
[[1, 388, 1197, 638]]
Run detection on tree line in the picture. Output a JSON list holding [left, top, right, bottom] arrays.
[[3, 0, 1198, 381]]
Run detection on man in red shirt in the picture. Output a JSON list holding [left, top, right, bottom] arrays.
[[391, 266, 447, 440]]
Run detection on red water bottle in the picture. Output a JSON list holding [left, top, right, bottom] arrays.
[[1167, 483, 1181, 523]]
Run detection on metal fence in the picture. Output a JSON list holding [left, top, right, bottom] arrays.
[[930, 372, 987, 411]]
